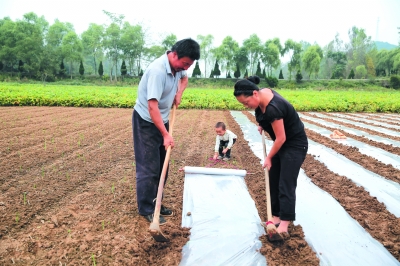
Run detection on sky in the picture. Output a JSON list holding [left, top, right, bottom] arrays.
[[1, 0, 399, 50]]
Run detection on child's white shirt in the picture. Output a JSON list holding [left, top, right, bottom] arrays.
[[214, 130, 237, 152]]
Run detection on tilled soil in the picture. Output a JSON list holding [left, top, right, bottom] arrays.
[[0, 107, 399, 265]]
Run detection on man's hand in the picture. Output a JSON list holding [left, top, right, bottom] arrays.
[[173, 93, 183, 108], [163, 133, 175, 150]]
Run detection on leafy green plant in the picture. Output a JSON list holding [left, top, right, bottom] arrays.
[[92, 254, 97, 266], [23, 192, 27, 205]]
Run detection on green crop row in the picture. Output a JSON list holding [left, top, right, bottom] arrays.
[[0, 83, 399, 112]]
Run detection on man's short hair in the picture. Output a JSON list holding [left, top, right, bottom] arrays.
[[171, 38, 200, 61]]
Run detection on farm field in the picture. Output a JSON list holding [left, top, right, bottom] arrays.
[[0, 107, 400, 265]]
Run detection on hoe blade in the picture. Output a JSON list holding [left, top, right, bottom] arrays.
[[149, 228, 169, 242]]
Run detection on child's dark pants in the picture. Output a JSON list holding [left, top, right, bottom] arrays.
[[218, 139, 237, 158]]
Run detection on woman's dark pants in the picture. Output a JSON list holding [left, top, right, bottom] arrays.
[[269, 146, 308, 221]]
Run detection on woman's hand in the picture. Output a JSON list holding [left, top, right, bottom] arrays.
[[258, 126, 263, 135], [263, 156, 272, 171]]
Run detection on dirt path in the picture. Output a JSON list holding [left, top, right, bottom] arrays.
[[0, 107, 399, 265]]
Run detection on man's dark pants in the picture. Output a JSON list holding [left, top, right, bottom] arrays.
[[132, 110, 169, 216], [269, 146, 308, 221]]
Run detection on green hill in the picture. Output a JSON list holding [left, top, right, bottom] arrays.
[[374, 41, 397, 50]]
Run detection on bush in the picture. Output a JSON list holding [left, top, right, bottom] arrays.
[[295, 70, 303, 83], [390, 75, 400, 90], [265, 76, 278, 88], [102, 74, 109, 81]]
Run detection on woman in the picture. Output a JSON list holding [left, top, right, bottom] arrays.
[[234, 76, 308, 238]]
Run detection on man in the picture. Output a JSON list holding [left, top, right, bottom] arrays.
[[132, 38, 200, 224]]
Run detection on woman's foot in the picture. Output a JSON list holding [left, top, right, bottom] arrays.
[[272, 216, 281, 226], [276, 220, 290, 234]]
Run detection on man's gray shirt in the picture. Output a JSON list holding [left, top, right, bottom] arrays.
[[134, 52, 186, 124]]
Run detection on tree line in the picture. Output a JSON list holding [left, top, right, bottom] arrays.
[[0, 11, 399, 83]]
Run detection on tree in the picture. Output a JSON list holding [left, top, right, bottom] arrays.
[[0, 61, 3, 71], [320, 33, 344, 79], [213, 36, 239, 77], [197, 34, 214, 77], [295, 70, 303, 83], [212, 60, 221, 78], [98, 61, 104, 76], [81, 23, 104, 77], [262, 68, 266, 79], [234, 62, 241, 78], [226, 72, 232, 78], [302, 45, 323, 79], [18, 60, 24, 73], [376, 49, 397, 76], [255, 61, 262, 77], [192, 61, 201, 77], [103, 10, 125, 81], [145, 45, 164, 62], [120, 60, 127, 77], [234, 47, 249, 75], [393, 49, 400, 73], [279, 69, 284, 79], [328, 51, 347, 78], [242, 34, 262, 75], [61, 31, 83, 79], [209, 68, 214, 78], [262, 38, 282, 77], [346, 26, 374, 75], [365, 55, 375, 77], [282, 39, 302, 81], [0, 18, 18, 74], [59, 60, 66, 76], [161, 33, 177, 50], [244, 69, 248, 78], [79, 60, 84, 76], [46, 19, 74, 68], [120, 22, 146, 76], [355, 65, 367, 79], [348, 68, 355, 79]]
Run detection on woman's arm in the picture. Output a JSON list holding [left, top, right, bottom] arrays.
[[263, 119, 286, 170]]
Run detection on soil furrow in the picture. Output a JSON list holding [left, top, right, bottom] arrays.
[[301, 117, 400, 156], [302, 154, 400, 260], [310, 113, 400, 140], [305, 129, 400, 184]]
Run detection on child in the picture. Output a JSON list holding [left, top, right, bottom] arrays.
[[213, 122, 237, 161]]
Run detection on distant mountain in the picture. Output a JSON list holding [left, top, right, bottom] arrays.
[[374, 41, 398, 50]]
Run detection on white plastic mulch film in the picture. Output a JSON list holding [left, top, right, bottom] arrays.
[[180, 166, 267, 266], [231, 111, 400, 266]]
